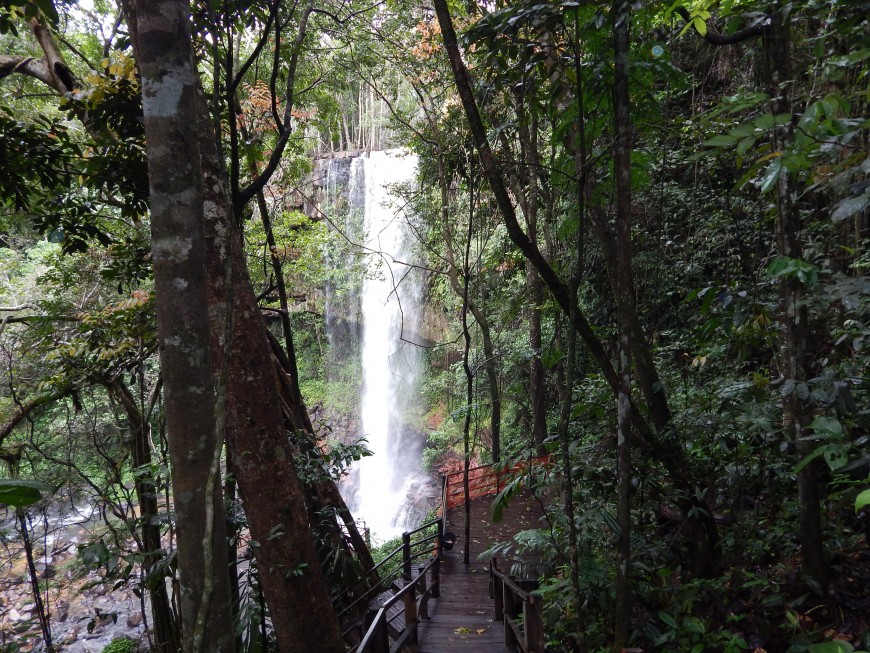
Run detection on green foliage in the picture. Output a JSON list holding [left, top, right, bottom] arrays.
[[100, 637, 137, 653], [0, 0, 57, 36], [808, 641, 869, 653], [0, 479, 45, 507]]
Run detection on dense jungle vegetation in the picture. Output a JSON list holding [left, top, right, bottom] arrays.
[[0, 0, 868, 652]]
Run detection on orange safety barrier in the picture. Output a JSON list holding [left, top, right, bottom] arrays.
[[440, 455, 551, 512]]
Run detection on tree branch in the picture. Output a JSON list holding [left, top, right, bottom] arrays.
[[235, 0, 313, 215], [675, 7, 767, 46], [0, 388, 76, 447], [0, 55, 55, 88]]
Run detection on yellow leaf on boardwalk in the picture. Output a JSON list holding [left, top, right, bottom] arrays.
[[454, 627, 471, 635], [476, 628, 486, 634]]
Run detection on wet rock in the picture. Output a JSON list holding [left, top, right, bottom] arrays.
[[127, 612, 143, 628], [56, 599, 70, 622], [93, 611, 118, 629], [13, 618, 32, 634], [62, 626, 79, 645], [35, 562, 56, 579]]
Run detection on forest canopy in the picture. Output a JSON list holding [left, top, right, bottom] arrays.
[[0, 0, 868, 652]]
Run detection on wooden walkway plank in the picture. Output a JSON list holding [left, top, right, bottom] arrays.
[[416, 491, 546, 653]]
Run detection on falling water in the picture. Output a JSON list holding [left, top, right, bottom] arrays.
[[315, 149, 428, 544], [353, 150, 426, 542]]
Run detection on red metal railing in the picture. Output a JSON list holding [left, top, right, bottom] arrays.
[[440, 455, 551, 512]]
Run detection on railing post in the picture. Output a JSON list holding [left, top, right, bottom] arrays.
[[418, 565, 429, 619], [503, 580, 518, 652], [402, 531, 412, 581], [374, 615, 389, 653], [491, 559, 503, 620], [362, 607, 389, 653], [524, 595, 544, 653], [433, 520, 442, 598], [402, 579, 419, 646]]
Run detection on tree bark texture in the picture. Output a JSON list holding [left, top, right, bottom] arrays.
[[196, 89, 346, 653], [766, 5, 825, 585], [613, 3, 634, 647], [130, 1, 235, 650]]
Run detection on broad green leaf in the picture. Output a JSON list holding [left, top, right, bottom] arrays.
[[831, 194, 870, 222], [703, 134, 738, 147], [809, 416, 843, 438], [856, 489, 870, 512], [808, 641, 854, 653], [794, 445, 830, 474], [79, 540, 111, 569], [766, 256, 791, 276], [730, 123, 755, 138], [754, 113, 776, 130], [658, 611, 678, 629], [823, 445, 848, 471], [0, 479, 45, 508], [490, 474, 525, 523], [736, 137, 756, 155], [759, 159, 782, 193]]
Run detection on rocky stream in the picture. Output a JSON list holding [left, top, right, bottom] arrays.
[[1, 501, 150, 653]]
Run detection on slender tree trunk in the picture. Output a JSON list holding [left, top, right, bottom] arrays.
[[436, 153, 501, 462], [558, 235, 584, 651], [19, 511, 54, 653], [461, 178, 475, 567], [613, 4, 634, 648], [514, 93, 547, 455], [106, 380, 180, 653], [433, 0, 721, 578], [129, 2, 235, 650], [528, 269, 547, 454], [767, 4, 825, 585]]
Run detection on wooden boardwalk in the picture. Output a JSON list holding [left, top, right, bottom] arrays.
[[416, 492, 545, 652]]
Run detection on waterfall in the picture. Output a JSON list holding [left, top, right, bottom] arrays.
[[354, 150, 425, 542], [322, 150, 429, 543]]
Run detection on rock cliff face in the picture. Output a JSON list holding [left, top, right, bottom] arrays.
[[306, 150, 362, 219]]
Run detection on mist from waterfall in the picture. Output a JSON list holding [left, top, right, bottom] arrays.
[[325, 150, 428, 543]]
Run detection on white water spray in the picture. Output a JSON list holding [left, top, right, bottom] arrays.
[[352, 150, 424, 542]]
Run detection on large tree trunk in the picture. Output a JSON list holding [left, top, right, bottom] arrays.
[[130, 1, 236, 650], [195, 90, 346, 652]]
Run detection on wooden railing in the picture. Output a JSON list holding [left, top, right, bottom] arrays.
[[490, 557, 544, 653], [338, 457, 549, 651], [353, 553, 439, 652], [348, 517, 442, 653], [441, 455, 551, 512]]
